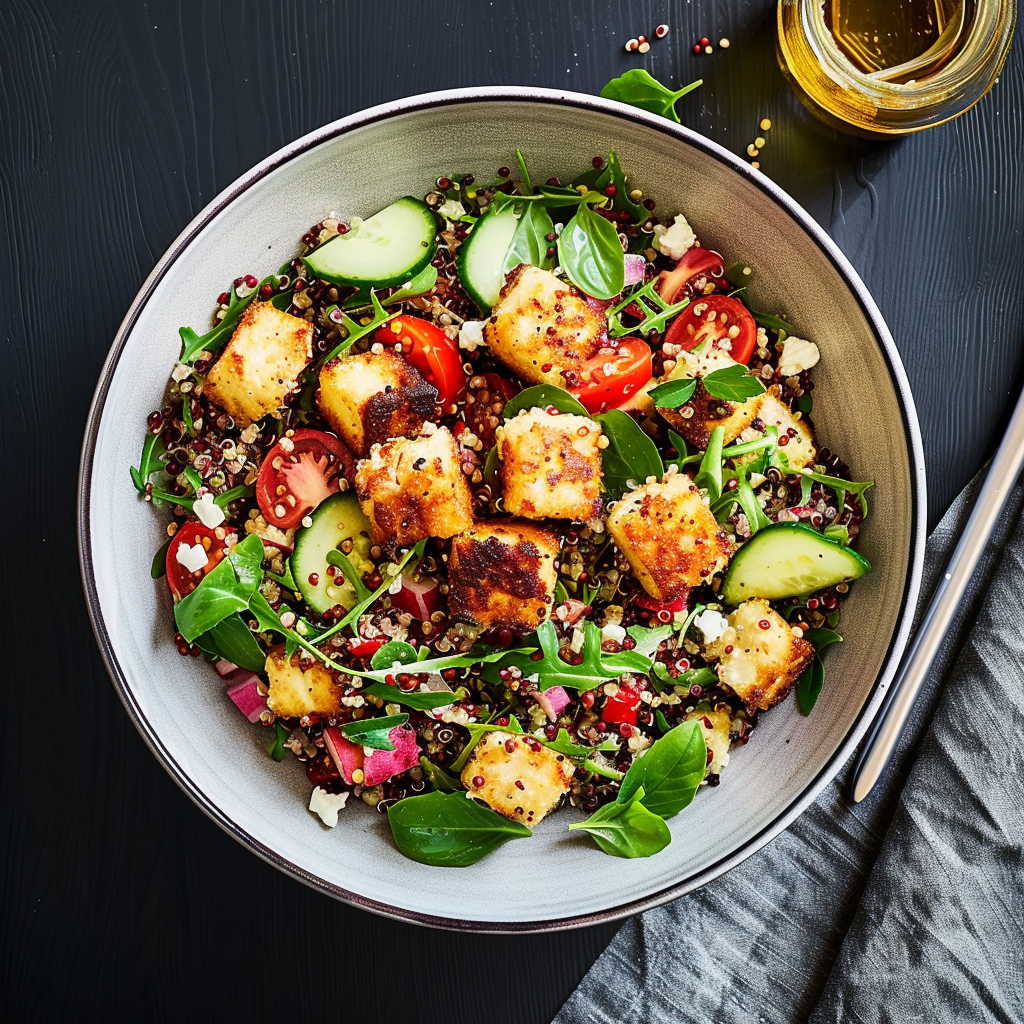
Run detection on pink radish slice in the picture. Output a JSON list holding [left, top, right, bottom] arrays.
[[362, 726, 421, 787], [215, 658, 239, 677], [536, 686, 571, 721], [224, 672, 268, 723], [623, 254, 646, 286], [323, 727, 364, 784]]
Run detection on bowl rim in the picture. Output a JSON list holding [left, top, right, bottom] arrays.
[[78, 85, 927, 933]]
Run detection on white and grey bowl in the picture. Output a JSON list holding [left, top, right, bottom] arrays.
[[79, 88, 926, 931]]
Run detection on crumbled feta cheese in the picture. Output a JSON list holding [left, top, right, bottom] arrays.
[[170, 362, 191, 382], [438, 198, 466, 220], [193, 492, 225, 528], [652, 214, 697, 260], [174, 541, 209, 574], [428, 703, 470, 725], [777, 336, 820, 377], [458, 319, 488, 352], [693, 608, 730, 645], [308, 786, 349, 827], [601, 623, 627, 644]]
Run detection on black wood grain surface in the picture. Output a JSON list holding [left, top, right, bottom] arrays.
[[3, 1, 1021, 1021]]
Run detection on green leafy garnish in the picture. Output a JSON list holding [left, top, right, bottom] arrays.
[[322, 289, 400, 364], [617, 720, 707, 818], [650, 378, 698, 409], [568, 785, 671, 858], [796, 469, 875, 518], [419, 757, 463, 793], [195, 614, 267, 674], [702, 365, 767, 403], [606, 275, 691, 339], [600, 69, 703, 123], [625, 624, 674, 658], [557, 199, 625, 300], [388, 790, 532, 866], [796, 628, 843, 715], [267, 721, 290, 762], [503, 202, 556, 276], [362, 682, 461, 711], [150, 537, 171, 579], [595, 409, 665, 499], [130, 431, 168, 494], [540, 728, 619, 761], [339, 713, 408, 751], [694, 425, 725, 502], [502, 384, 589, 420]]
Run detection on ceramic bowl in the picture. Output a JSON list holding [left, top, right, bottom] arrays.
[[79, 88, 926, 931]]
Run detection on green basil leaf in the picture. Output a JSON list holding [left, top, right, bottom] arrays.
[[363, 682, 459, 711], [419, 756, 463, 793], [568, 786, 672, 858], [369, 640, 418, 671], [595, 408, 665, 499], [617, 720, 706, 818], [502, 384, 589, 420], [503, 202, 556, 276], [339, 713, 409, 751], [753, 310, 798, 336], [702, 365, 767, 403], [388, 790, 532, 866], [650, 377, 697, 409], [196, 614, 267, 674], [796, 656, 825, 715], [600, 69, 703, 123], [558, 200, 625, 300], [173, 553, 262, 644]]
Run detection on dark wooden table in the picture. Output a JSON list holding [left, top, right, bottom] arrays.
[[3, 1, 1021, 1020]]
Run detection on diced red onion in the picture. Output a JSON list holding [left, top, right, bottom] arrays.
[[215, 658, 239, 677], [225, 672, 268, 723], [536, 685, 571, 721], [623, 254, 646, 286]]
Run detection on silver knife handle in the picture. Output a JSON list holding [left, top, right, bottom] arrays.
[[852, 384, 1024, 802]]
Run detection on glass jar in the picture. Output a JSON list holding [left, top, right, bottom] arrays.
[[777, 0, 1016, 137]]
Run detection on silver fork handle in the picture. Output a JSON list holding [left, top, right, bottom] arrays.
[[852, 384, 1024, 802]]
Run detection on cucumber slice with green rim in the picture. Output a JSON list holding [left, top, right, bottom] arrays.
[[291, 493, 373, 615], [303, 197, 437, 288], [456, 204, 519, 311], [721, 522, 871, 605]]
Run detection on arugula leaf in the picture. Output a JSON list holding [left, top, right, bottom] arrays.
[[694, 425, 725, 502], [130, 431, 168, 493], [502, 384, 588, 420], [490, 188, 607, 211], [617, 720, 706, 818], [503, 202, 556, 275], [568, 786, 671, 858], [540, 728, 619, 761], [584, 757, 625, 781], [339, 713, 408, 751], [363, 682, 460, 711], [558, 200, 625, 300], [419, 757, 463, 793], [195, 614, 267, 674], [388, 791, 531, 867], [605, 150, 647, 222], [625, 624, 674, 658], [702, 365, 767, 403], [321, 290, 400, 364], [450, 719, 524, 773], [796, 469, 875, 518], [650, 377, 697, 410], [596, 409, 665, 499], [796, 629, 844, 716], [354, 645, 527, 684], [824, 524, 850, 545], [528, 620, 650, 693], [179, 275, 291, 363], [600, 69, 703, 123], [605, 275, 691, 339]]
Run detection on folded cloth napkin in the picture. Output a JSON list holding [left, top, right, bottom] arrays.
[[555, 477, 1024, 1024]]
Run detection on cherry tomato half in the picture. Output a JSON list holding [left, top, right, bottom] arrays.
[[664, 295, 758, 364], [657, 247, 726, 304], [255, 428, 354, 530], [166, 521, 227, 601], [569, 337, 653, 414], [376, 315, 467, 408]]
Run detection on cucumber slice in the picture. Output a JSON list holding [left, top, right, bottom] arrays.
[[304, 197, 437, 288], [721, 522, 870, 605], [456, 204, 519, 311], [291, 493, 373, 615]]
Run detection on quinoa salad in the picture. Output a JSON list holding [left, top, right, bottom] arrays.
[[132, 151, 873, 865]]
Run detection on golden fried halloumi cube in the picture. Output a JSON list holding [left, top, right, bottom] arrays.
[[354, 426, 473, 546], [447, 520, 559, 631], [683, 707, 733, 774], [738, 393, 816, 470], [704, 598, 814, 712], [497, 408, 604, 520], [265, 646, 343, 717], [204, 302, 313, 428], [317, 349, 437, 456], [606, 471, 732, 601], [485, 265, 605, 386], [460, 730, 574, 825]]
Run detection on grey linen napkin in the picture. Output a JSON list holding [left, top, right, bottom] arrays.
[[555, 477, 1024, 1024]]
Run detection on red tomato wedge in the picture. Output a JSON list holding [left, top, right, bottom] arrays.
[[657, 247, 726, 304], [255, 428, 354, 530], [664, 295, 758, 364], [166, 521, 227, 601], [375, 315, 467, 407], [570, 337, 653, 414]]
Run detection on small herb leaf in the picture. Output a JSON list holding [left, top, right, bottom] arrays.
[[363, 682, 459, 711], [502, 383, 589, 420], [650, 378, 697, 409], [702, 365, 767, 403], [600, 69, 703, 123], [557, 200, 625, 300], [617, 720, 707, 819], [338, 714, 408, 751], [595, 409, 665, 499], [568, 786, 672, 858]]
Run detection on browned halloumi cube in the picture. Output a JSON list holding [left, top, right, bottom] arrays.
[[704, 599, 814, 712], [737, 393, 817, 470], [265, 646, 343, 717], [606, 471, 732, 601], [460, 730, 574, 825], [204, 302, 313, 428], [447, 520, 559, 631], [354, 426, 473, 546], [485, 265, 605, 386], [317, 349, 437, 456], [683, 707, 733, 774], [497, 408, 603, 520]]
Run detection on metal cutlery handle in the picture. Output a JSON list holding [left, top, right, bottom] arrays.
[[852, 384, 1024, 802]]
